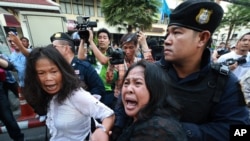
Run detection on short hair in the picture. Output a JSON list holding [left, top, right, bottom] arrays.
[[120, 33, 138, 46], [97, 28, 111, 40], [20, 37, 29, 42], [23, 44, 81, 115], [121, 60, 181, 120]]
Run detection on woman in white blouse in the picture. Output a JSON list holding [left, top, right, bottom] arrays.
[[23, 45, 114, 141]]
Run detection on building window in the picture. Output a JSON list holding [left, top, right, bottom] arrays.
[[60, 0, 72, 14], [72, 0, 83, 15], [84, 0, 94, 16], [97, 0, 104, 17]]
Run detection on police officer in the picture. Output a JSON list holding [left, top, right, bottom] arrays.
[[112, 1, 250, 141], [50, 32, 105, 100], [157, 0, 250, 140]]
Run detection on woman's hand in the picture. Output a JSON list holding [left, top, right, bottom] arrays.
[[90, 128, 110, 141]]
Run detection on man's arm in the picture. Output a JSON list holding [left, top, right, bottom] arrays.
[[8, 32, 30, 57], [88, 29, 110, 65], [0, 58, 14, 70], [137, 31, 154, 62], [77, 39, 88, 60]]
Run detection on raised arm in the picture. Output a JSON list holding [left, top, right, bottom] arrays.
[[8, 32, 30, 57], [137, 31, 154, 62], [77, 39, 88, 60], [88, 29, 110, 65]]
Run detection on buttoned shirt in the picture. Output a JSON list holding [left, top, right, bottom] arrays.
[[46, 88, 114, 141]]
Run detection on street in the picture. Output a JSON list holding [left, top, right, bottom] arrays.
[[0, 126, 49, 141], [0, 92, 49, 141]]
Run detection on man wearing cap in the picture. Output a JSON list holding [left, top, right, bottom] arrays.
[[156, 0, 250, 140], [111, 0, 250, 141], [50, 32, 105, 100]]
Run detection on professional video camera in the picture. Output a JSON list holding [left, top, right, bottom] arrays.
[[222, 55, 247, 66], [75, 16, 97, 42], [106, 47, 125, 65]]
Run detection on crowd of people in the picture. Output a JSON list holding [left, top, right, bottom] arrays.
[[0, 0, 250, 141]]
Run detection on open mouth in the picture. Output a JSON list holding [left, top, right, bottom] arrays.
[[125, 99, 137, 110], [45, 84, 57, 91]]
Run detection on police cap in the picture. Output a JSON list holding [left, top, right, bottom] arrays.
[[169, 0, 224, 34], [50, 32, 75, 47]]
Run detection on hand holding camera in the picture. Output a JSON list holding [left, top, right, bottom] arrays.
[[8, 31, 23, 48], [75, 16, 97, 43], [106, 47, 125, 65]]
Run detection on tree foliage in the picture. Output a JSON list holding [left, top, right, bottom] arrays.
[[101, 0, 161, 32], [218, 1, 250, 44]]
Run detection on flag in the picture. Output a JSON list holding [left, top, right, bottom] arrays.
[[162, 0, 171, 16], [160, 0, 171, 22]]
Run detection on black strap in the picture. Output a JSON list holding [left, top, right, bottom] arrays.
[[85, 117, 96, 140], [212, 73, 227, 102], [211, 63, 229, 103]]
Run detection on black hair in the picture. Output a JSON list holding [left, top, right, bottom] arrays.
[[23, 44, 81, 115], [20, 37, 29, 42], [121, 60, 181, 121], [120, 33, 138, 46], [97, 28, 111, 40]]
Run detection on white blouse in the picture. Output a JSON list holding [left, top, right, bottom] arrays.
[[46, 88, 114, 141]]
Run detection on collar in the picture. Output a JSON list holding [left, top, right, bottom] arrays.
[[158, 48, 211, 82]]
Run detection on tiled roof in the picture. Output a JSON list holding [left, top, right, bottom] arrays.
[[1, 0, 57, 6]]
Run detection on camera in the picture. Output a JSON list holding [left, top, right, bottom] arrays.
[[75, 16, 97, 42], [223, 56, 247, 66], [217, 48, 230, 56], [106, 47, 125, 65]]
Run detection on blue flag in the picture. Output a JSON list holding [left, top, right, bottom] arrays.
[[160, 0, 171, 22], [162, 0, 171, 16]]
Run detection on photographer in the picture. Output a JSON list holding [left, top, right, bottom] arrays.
[[106, 31, 153, 100], [211, 42, 230, 62], [78, 28, 116, 109], [217, 32, 250, 79]]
